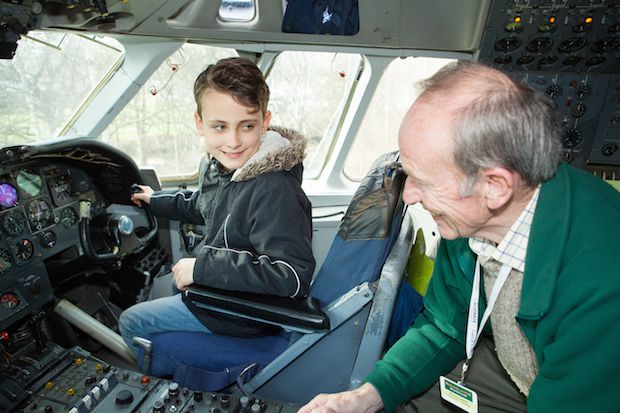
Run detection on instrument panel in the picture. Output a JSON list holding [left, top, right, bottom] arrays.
[[0, 160, 108, 331], [0, 164, 92, 276], [480, 0, 620, 171]]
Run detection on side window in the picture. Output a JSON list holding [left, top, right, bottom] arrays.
[[343, 57, 456, 181], [100, 44, 237, 178], [0, 32, 123, 144], [267, 51, 362, 179]]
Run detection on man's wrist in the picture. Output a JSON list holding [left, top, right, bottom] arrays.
[[355, 383, 384, 413]]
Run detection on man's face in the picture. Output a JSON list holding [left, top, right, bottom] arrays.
[[195, 90, 271, 172], [399, 99, 490, 240]]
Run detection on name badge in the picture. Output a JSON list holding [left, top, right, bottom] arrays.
[[439, 376, 478, 413]]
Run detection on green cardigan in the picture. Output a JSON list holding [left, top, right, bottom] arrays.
[[366, 163, 620, 413]]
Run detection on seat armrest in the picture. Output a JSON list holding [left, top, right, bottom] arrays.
[[186, 286, 330, 333]]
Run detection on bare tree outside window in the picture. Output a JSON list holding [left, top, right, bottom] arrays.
[[0, 31, 123, 145], [344, 57, 456, 181], [100, 45, 237, 178]]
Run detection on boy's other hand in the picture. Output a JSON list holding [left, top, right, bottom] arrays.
[[130, 185, 154, 207], [172, 258, 196, 291]]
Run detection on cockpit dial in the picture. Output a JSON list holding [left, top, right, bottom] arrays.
[[558, 37, 587, 53], [0, 293, 20, 309], [2, 209, 27, 237], [0, 248, 12, 274], [16, 169, 43, 198], [48, 174, 73, 207], [26, 199, 54, 231], [526, 37, 553, 54], [0, 183, 19, 208], [12, 239, 34, 263], [60, 207, 79, 228]]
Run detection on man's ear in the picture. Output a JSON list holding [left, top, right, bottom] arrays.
[[194, 112, 204, 136], [481, 167, 516, 210]]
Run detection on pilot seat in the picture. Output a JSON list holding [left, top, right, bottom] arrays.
[[132, 151, 413, 404]]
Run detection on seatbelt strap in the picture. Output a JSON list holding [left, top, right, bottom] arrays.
[[173, 362, 257, 392]]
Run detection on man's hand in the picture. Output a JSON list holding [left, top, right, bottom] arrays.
[[172, 258, 196, 291], [298, 383, 384, 413], [130, 185, 154, 207]]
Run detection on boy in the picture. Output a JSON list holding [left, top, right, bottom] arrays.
[[119, 57, 315, 354]]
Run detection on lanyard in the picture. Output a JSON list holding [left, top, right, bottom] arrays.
[[459, 258, 512, 384]]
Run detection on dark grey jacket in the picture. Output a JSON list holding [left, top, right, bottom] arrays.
[[149, 127, 315, 336]]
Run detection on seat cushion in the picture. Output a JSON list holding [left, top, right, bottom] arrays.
[[143, 331, 291, 379]]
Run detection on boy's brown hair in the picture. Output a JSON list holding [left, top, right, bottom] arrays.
[[193, 57, 270, 116]]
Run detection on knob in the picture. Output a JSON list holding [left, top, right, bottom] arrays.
[[602, 143, 618, 157], [220, 394, 230, 408], [168, 382, 180, 398], [240, 396, 250, 407], [44, 405, 53, 413], [194, 392, 203, 402], [152, 400, 165, 413], [115, 389, 134, 406], [251, 403, 262, 413]]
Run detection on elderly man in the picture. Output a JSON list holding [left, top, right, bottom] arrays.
[[299, 61, 620, 413]]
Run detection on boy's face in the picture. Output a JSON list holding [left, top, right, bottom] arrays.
[[195, 89, 271, 172]]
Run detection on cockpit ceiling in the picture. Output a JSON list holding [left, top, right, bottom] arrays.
[[1, 0, 489, 55]]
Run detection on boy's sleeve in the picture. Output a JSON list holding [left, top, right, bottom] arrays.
[[193, 174, 315, 298], [149, 189, 204, 224]]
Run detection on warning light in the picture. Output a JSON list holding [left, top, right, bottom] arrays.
[[514, 16, 522, 23], [549, 17, 556, 24], [584, 17, 593, 24]]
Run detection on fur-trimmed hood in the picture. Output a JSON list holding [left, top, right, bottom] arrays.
[[231, 126, 307, 182]]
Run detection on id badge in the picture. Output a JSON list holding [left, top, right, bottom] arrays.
[[439, 376, 478, 413]]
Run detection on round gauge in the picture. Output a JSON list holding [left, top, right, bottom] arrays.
[[573, 23, 592, 33], [538, 22, 557, 33], [504, 21, 523, 33], [16, 169, 43, 197], [570, 103, 587, 118], [0, 248, 12, 274], [562, 151, 575, 164], [12, 239, 34, 263], [585, 56, 605, 67], [562, 56, 582, 66], [0, 183, 18, 208], [591, 37, 619, 54], [526, 37, 553, 53], [0, 293, 20, 309], [545, 84, 563, 99], [558, 37, 587, 53], [26, 199, 54, 231], [494, 55, 512, 64], [562, 128, 584, 148], [49, 174, 73, 206], [2, 209, 27, 237], [494, 37, 521, 52], [516, 55, 535, 65], [60, 207, 79, 228], [576, 85, 591, 99], [602, 143, 618, 157], [539, 55, 558, 66]]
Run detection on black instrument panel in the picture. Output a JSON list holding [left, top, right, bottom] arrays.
[[0, 163, 103, 278]]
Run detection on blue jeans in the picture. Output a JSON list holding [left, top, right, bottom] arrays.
[[119, 293, 211, 355]]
